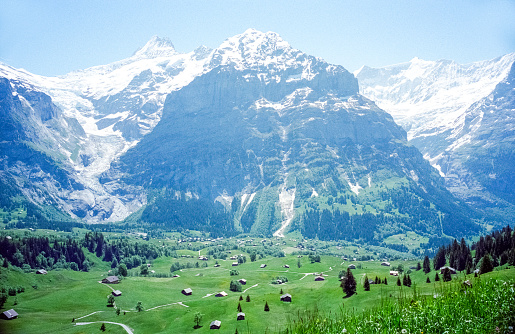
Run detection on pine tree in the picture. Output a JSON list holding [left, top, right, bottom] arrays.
[[364, 276, 370, 291], [384, 277, 388, 285], [402, 274, 408, 286], [239, 295, 243, 301], [416, 262, 421, 271], [479, 253, 494, 274], [135, 301, 143, 312], [264, 301, 269, 312], [375, 276, 380, 284], [246, 295, 250, 302], [237, 302, 242, 312], [100, 323, 106, 332], [433, 247, 446, 271], [340, 268, 357, 297], [397, 277, 401, 286], [435, 273, 440, 281], [407, 275, 412, 287], [423, 255, 431, 274], [426, 277, 431, 283]]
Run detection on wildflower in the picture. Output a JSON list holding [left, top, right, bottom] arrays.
[[402, 329, 407, 334], [342, 329, 347, 333]]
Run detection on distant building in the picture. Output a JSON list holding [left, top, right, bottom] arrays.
[[369, 279, 376, 285], [237, 312, 245, 321], [112, 290, 122, 296], [182, 288, 193, 296], [215, 291, 228, 297], [348, 264, 356, 269], [172, 274, 180, 278], [260, 264, 267, 268], [2, 309, 18, 320], [280, 293, 292, 302], [102, 276, 119, 284], [232, 262, 239, 266], [381, 262, 390, 267], [36, 269, 47, 275], [315, 276, 325, 281], [390, 271, 399, 276], [214, 264, 220, 267], [284, 264, 290, 268], [439, 266, 457, 275], [238, 279, 247, 285], [210, 320, 221, 329]]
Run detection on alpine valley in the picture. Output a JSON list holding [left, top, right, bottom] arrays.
[[1, 29, 512, 243]]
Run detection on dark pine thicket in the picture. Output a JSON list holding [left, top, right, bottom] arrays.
[[432, 225, 515, 272]]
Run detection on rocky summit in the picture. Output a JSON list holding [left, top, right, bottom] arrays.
[[0, 29, 487, 240], [356, 54, 515, 222]]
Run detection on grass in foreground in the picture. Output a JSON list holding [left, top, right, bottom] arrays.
[[285, 275, 515, 333]]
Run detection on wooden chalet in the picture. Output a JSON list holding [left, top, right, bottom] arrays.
[[210, 320, 221, 329], [2, 309, 18, 320], [280, 293, 292, 302], [215, 291, 228, 297], [102, 276, 119, 284]]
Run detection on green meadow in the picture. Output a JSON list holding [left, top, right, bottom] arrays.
[[2, 240, 513, 334]]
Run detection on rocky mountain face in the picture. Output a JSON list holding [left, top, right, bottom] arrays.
[[1, 29, 480, 240], [104, 30, 477, 239], [356, 54, 515, 222]]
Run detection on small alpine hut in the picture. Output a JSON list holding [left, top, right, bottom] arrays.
[[237, 312, 245, 321], [215, 291, 228, 297], [238, 278, 247, 285], [232, 262, 239, 266], [102, 275, 119, 284], [439, 266, 457, 275], [210, 320, 221, 329], [280, 293, 292, 302], [381, 262, 390, 267], [182, 288, 193, 296], [2, 309, 18, 320], [315, 276, 325, 281], [283, 264, 290, 268], [390, 271, 399, 276], [36, 269, 47, 275], [348, 264, 356, 269], [112, 290, 122, 296], [260, 264, 267, 268]]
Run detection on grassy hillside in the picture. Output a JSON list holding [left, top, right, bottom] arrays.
[[1, 239, 513, 333]]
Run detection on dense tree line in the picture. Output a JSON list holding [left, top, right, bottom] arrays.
[[472, 225, 515, 268], [139, 192, 236, 237], [300, 209, 411, 242], [0, 235, 88, 271], [83, 232, 176, 269], [431, 224, 514, 273]]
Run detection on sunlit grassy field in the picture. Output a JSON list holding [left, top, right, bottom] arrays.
[[2, 247, 513, 334]]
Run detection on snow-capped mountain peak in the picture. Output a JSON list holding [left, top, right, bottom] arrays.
[[132, 36, 177, 58], [210, 29, 295, 69]]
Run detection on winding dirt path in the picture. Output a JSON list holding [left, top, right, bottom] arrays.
[[242, 284, 258, 293], [74, 321, 134, 334]]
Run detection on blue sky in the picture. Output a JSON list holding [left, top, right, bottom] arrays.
[[1, 0, 514, 76]]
